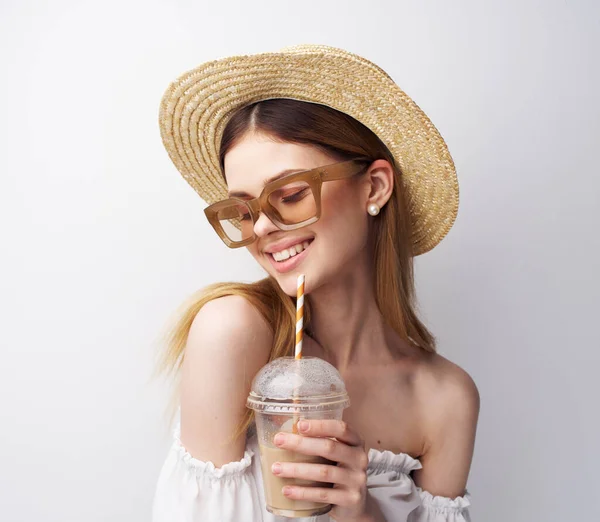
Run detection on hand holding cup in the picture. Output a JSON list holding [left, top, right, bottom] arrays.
[[272, 419, 370, 522]]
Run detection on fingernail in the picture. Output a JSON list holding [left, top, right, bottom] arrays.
[[283, 486, 293, 496], [274, 433, 285, 446], [271, 462, 282, 475], [298, 420, 309, 432]]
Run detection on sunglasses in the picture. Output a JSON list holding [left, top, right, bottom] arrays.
[[204, 158, 372, 248]]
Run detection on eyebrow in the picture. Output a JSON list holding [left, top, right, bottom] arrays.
[[227, 168, 308, 198]]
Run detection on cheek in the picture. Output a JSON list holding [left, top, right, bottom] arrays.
[[317, 185, 369, 250], [246, 244, 267, 268]]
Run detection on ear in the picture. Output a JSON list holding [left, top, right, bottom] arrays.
[[363, 159, 394, 209]]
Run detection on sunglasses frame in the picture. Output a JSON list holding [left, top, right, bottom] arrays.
[[204, 158, 372, 248]]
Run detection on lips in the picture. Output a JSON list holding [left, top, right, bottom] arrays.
[[270, 240, 311, 261], [263, 236, 314, 255], [265, 238, 314, 274]]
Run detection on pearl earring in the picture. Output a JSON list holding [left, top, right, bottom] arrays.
[[367, 203, 380, 216]]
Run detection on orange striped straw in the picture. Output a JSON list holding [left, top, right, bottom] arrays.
[[295, 274, 305, 359], [292, 274, 305, 435]]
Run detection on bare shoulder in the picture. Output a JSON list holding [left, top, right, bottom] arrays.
[[190, 293, 273, 338], [180, 295, 273, 466], [186, 294, 273, 360], [411, 352, 480, 497], [416, 351, 480, 420]]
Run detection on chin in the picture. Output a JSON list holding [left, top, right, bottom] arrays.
[[277, 274, 306, 297], [261, 269, 306, 297]]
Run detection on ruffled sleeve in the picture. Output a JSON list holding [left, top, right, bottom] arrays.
[[366, 449, 424, 521], [366, 449, 472, 522], [407, 488, 472, 522], [152, 424, 264, 522]]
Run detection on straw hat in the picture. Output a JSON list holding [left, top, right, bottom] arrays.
[[158, 44, 459, 255]]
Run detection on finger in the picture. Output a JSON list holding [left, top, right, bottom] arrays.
[[274, 433, 368, 471], [282, 484, 363, 508], [297, 419, 363, 447], [272, 461, 365, 487]]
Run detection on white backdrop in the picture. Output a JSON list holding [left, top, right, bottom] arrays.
[[1, 1, 598, 521]]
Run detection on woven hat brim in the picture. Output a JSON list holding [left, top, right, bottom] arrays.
[[158, 44, 458, 255]]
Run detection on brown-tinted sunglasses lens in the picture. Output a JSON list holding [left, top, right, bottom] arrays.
[[214, 202, 255, 243], [266, 180, 318, 225]]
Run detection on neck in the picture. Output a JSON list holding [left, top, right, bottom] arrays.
[[304, 258, 410, 373]]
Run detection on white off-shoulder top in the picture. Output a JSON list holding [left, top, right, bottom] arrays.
[[152, 418, 471, 522]]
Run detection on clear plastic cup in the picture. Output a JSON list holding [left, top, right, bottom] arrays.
[[246, 356, 351, 518]]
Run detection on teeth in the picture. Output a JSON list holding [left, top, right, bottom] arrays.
[[271, 240, 312, 262]]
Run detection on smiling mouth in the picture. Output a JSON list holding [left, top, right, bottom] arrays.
[[268, 239, 314, 263]]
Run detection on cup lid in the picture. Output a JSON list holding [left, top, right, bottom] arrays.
[[246, 356, 350, 413]]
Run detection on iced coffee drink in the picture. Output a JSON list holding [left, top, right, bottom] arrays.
[[247, 356, 350, 518]]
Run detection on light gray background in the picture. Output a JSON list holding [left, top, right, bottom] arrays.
[[1, 1, 598, 521]]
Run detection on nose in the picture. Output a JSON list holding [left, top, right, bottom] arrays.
[[253, 210, 279, 239]]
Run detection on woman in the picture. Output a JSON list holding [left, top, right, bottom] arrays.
[[153, 45, 479, 522]]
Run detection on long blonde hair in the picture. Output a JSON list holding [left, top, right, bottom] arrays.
[[157, 99, 436, 438]]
